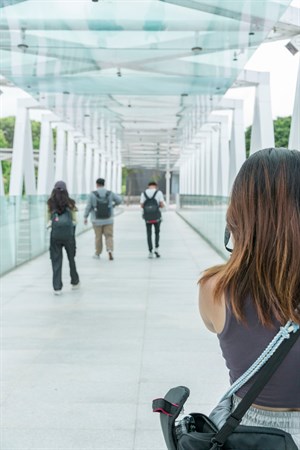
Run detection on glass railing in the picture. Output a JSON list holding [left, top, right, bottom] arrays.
[[177, 194, 229, 260], [0, 194, 94, 276]]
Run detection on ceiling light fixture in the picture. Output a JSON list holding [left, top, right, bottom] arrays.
[[191, 46, 203, 52], [17, 27, 28, 52]]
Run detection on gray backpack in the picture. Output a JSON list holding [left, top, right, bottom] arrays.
[[51, 209, 74, 240], [93, 190, 111, 219]]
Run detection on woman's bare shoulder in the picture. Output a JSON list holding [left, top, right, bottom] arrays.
[[198, 273, 225, 334]]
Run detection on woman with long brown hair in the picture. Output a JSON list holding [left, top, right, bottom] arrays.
[[47, 180, 80, 295], [199, 148, 300, 447]]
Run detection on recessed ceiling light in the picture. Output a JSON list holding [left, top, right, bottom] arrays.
[[191, 46, 203, 52], [17, 43, 28, 50]]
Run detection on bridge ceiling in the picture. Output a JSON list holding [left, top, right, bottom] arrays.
[[0, 0, 292, 169]]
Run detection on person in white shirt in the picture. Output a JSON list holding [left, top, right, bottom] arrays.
[[140, 181, 165, 258]]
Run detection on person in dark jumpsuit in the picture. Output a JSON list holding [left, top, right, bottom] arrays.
[[47, 180, 80, 295]]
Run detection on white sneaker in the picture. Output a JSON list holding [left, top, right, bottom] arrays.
[[148, 252, 153, 259], [54, 290, 62, 296], [71, 283, 80, 290], [93, 254, 100, 259]]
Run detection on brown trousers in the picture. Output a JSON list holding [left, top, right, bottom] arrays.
[[93, 224, 114, 255]]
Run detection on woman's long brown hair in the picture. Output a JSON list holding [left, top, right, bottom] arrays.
[[47, 187, 76, 214], [200, 148, 300, 326]]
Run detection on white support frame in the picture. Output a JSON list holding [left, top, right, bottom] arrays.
[[76, 140, 86, 194], [37, 114, 56, 195], [208, 115, 230, 196], [0, 162, 5, 196], [239, 70, 275, 154], [289, 57, 300, 150], [55, 123, 68, 182], [9, 99, 37, 196]]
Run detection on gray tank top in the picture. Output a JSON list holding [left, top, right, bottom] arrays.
[[218, 297, 300, 408]]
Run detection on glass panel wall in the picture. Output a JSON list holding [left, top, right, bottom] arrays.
[[0, 194, 93, 276], [177, 194, 229, 260]]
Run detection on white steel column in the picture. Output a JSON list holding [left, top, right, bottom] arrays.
[[105, 121, 112, 189], [179, 161, 184, 194], [210, 127, 219, 196], [55, 124, 67, 182], [99, 117, 106, 180], [117, 140, 122, 194], [37, 114, 55, 195], [250, 72, 274, 154], [228, 101, 246, 191], [84, 115, 93, 192], [9, 99, 37, 195], [66, 131, 77, 194], [193, 146, 200, 195], [289, 57, 300, 150], [85, 143, 93, 193], [77, 140, 85, 194], [190, 150, 196, 195], [165, 148, 171, 207], [0, 163, 4, 196], [93, 149, 101, 182], [111, 129, 117, 192], [208, 115, 230, 196]]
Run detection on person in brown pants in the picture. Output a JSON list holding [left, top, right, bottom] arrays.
[[84, 178, 122, 260]]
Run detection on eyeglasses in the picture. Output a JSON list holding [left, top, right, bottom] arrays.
[[224, 226, 233, 253]]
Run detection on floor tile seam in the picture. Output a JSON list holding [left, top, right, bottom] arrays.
[[131, 257, 156, 448]]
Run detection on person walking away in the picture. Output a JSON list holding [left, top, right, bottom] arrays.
[[140, 181, 165, 258], [84, 178, 122, 260], [47, 180, 80, 295], [199, 148, 300, 448]]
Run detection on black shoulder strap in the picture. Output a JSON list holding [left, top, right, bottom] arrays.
[[152, 190, 159, 200], [93, 190, 100, 199], [213, 327, 300, 446], [105, 190, 111, 198]]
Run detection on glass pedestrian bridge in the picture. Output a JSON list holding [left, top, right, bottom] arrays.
[[1, 1, 299, 448]]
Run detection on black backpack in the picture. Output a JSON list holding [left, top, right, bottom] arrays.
[[143, 190, 161, 223], [93, 190, 111, 219], [51, 208, 74, 240]]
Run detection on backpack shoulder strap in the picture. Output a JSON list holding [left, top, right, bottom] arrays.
[[105, 190, 111, 198], [152, 190, 159, 199], [93, 191, 101, 200], [213, 326, 300, 446]]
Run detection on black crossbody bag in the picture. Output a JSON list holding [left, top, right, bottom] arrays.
[[153, 327, 300, 450]]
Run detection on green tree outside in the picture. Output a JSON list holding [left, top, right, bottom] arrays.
[[245, 116, 291, 157]]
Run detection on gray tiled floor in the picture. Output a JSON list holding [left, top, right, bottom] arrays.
[[1, 208, 228, 450]]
